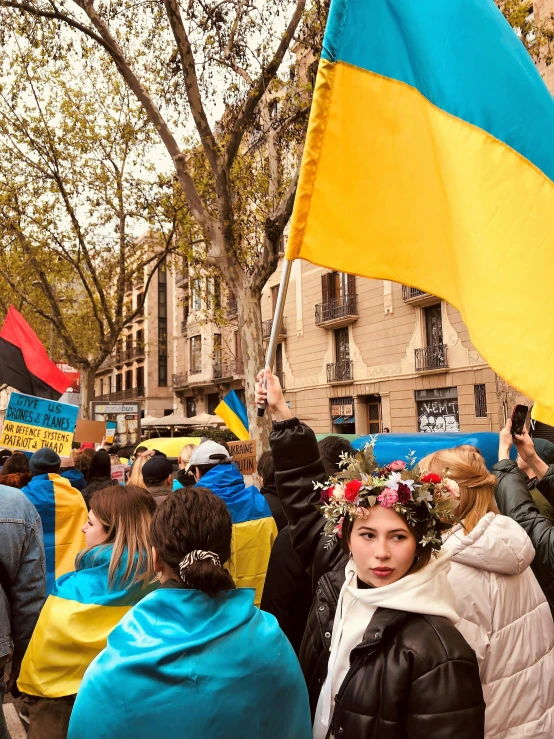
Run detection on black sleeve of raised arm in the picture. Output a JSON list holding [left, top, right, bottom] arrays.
[[270, 419, 343, 586]]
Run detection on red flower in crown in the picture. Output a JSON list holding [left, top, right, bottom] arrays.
[[321, 485, 334, 504], [396, 482, 412, 504], [421, 473, 442, 484], [344, 479, 363, 502]]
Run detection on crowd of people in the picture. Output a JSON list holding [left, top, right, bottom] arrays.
[[1, 368, 554, 737]]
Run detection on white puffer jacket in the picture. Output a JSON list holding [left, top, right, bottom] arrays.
[[443, 512, 554, 738]]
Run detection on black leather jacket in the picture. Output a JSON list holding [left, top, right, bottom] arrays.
[[494, 459, 554, 617], [270, 419, 485, 739]]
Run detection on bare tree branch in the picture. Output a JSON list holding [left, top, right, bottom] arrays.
[[250, 164, 299, 293], [225, 0, 306, 169], [163, 0, 225, 187]]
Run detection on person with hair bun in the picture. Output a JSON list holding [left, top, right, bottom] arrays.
[[18, 485, 157, 739], [421, 445, 554, 739], [68, 486, 312, 739]]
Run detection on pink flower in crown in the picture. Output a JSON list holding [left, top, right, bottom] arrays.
[[344, 479, 362, 502], [354, 506, 370, 519], [333, 516, 344, 538], [389, 460, 406, 472], [378, 488, 398, 508], [443, 478, 461, 499]]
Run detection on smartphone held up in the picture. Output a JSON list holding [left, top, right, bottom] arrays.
[[511, 404, 529, 437]]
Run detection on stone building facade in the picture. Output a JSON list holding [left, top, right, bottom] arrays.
[[94, 234, 175, 418], [258, 259, 528, 436]]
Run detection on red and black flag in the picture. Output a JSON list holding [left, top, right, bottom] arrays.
[[0, 306, 68, 400]]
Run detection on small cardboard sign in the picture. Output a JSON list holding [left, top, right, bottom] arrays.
[[74, 420, 106, 444], [0, 391, 79, 456], [105, 421, 117, 444], [110, 464, 127, 485], [228, 439, 257, 475]]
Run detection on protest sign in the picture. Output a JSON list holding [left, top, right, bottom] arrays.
[[0, 391, 79, 456], [105, 421, 117, 444], [74, 420, 106, 444], [110, 464, 127, 485], [228, 439, 257, 475]]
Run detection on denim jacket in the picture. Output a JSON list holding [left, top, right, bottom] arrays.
[[0, 484, 46, 666]]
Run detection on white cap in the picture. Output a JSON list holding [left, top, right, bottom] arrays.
[[189, 440, 231, 466]]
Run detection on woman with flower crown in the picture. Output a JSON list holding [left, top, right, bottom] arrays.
[[256, 369, 485, 739], [420, 445, 554, 739]]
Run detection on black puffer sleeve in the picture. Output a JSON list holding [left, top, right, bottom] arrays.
[[494, 459, 554, 615], [270, 419, 343, 586]]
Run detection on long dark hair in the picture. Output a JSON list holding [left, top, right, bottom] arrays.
[[151, 487, 236, 597]]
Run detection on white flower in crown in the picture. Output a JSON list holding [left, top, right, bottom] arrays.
[[332, 483, 346, 502], [386, 471, 415, 492]]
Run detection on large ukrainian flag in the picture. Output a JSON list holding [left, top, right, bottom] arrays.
[[18, 546, 157, 698], [287, 0, 554, 421]]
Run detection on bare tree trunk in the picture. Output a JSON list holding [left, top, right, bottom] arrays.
[[237, 285, 271, 452], [79, 367, 96, 420]]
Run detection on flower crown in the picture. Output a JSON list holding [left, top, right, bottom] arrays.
[[316, 443, 460, 553]]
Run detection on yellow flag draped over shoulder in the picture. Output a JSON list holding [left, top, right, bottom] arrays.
[[287, 0, 554, 422]]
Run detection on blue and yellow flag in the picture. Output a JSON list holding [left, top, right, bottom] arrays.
[[215, 389, 249, 440], [67, 588, 311, 739], [18, 545, 157, 699], [287, 0, 554, 423], [21, 473, 87, 594]]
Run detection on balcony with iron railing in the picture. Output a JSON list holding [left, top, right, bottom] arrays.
[[172, 372, 188, 389], [327, 360, 354, 383], [315, 294, 358, 329], [176, 273, 187, 288], [213, 359, 244, 381], [401, 285, 437, 306], [95, 387, 145, 402], [262, 317, 287, 341], [415, 344, 448, 372]]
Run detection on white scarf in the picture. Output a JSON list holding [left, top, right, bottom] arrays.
[[313, 551, 459, 739]]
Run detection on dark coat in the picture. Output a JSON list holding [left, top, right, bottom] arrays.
[[270, 418, 485, 739], [494, 459, 554, 617], [81, 478, 116, 510], [260, 482, 287, 532], [260, 525, 312, 654]]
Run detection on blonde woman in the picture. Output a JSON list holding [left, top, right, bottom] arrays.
[[127, 455, 149, 489], [173, 443, 197, 490], [421, 446, 554, 738], [18, 485, 157, 739]]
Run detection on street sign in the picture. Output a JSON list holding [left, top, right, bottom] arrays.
[[91, 401, 141, 447]]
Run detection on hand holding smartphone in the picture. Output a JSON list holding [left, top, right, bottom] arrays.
[[510, 404, 529, 437]]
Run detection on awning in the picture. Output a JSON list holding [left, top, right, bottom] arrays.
[[334, 416, 355, 425], [332, 416, 344, 424]]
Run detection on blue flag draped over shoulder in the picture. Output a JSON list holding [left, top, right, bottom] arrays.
[[18, 545, 157, 699], [215, 389, 249, 440], [68, 587, 312, 739]]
